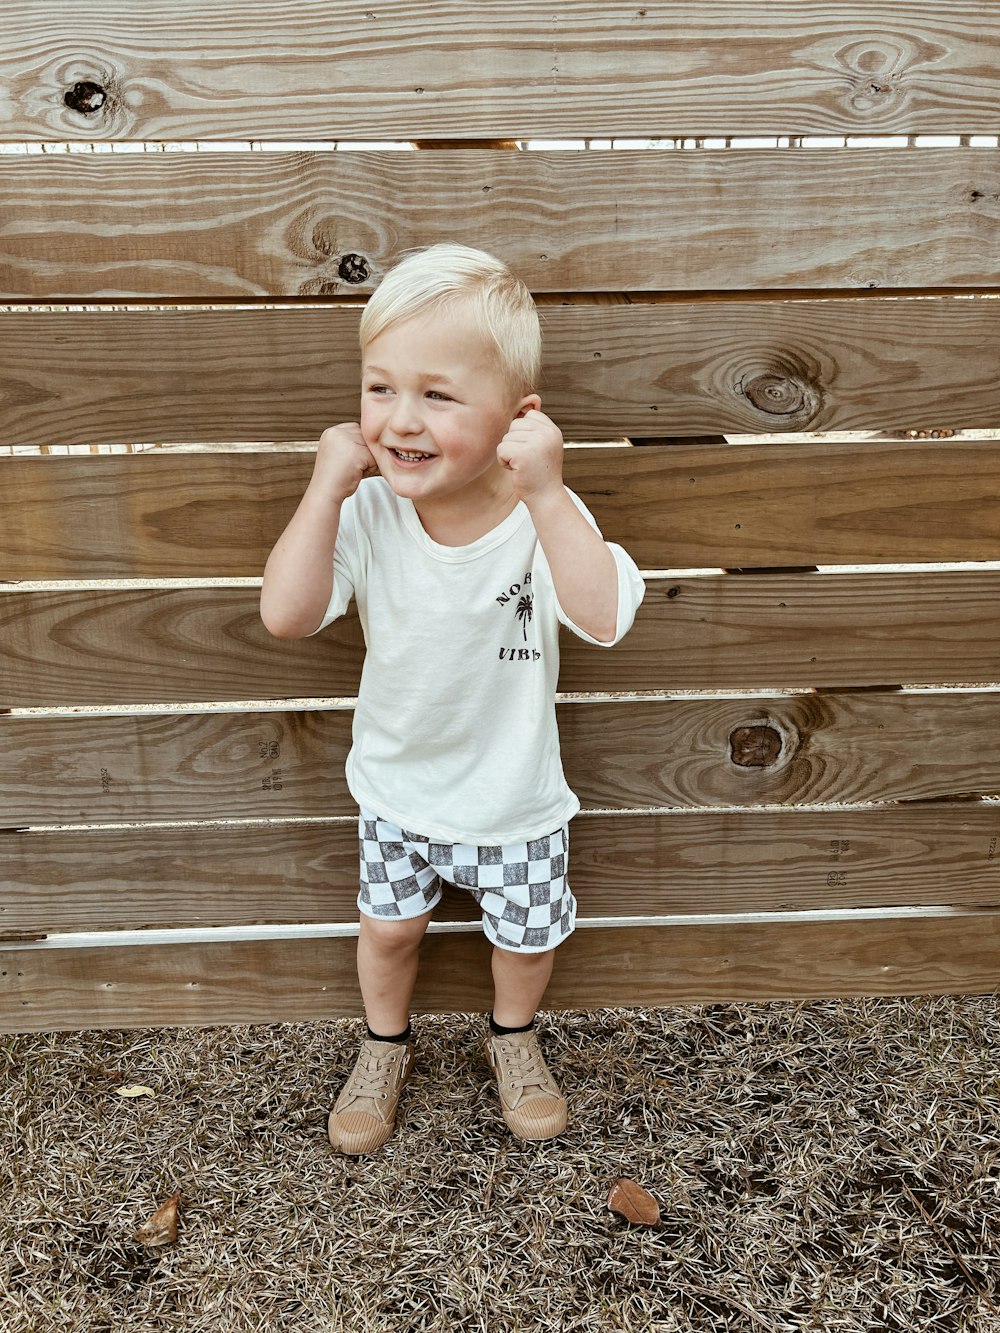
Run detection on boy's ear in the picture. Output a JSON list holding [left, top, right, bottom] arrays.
[[515, 393, 542, 418]]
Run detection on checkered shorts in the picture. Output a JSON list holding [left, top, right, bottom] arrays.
[[358, 809, 577, 953]]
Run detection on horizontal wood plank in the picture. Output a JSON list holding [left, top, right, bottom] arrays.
[[4, 912, 999, 1033], [4, 298, 1000, 447], [0, 708, 353, 827], [6, 438, 1000, 577], [5, 148, 999, 298], [4, 573, 1000, 706], [6, 691, 1000, 826], [561, 692, 1000, 808], [3, 806, 1000, 935], [5, 3, 998, 141]]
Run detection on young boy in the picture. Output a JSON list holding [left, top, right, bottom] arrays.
[[260, 243, 645, 1154]]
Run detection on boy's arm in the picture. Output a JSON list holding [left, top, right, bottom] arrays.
[[260, 423, 376, 639], [497, 410, 620, 645]]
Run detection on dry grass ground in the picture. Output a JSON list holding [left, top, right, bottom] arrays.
[[2, 996, 999, 1332]]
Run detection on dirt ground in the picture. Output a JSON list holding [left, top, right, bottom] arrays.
[[2, 996, 999, 1332]]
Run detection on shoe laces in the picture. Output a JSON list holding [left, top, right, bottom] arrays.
[[494, 1036, 552, 1094], [347, 1046, 404, 1102]]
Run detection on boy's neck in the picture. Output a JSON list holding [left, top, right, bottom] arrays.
[[412, 485, 520, 547]]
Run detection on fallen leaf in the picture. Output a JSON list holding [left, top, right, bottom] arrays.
[[116, 1085, 156, 1098], [608, 1177, 660, 1226], [133, 1191, 180, 1247]]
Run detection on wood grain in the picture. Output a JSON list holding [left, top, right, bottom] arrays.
[[6, 438, 1000, 577], [0, 708, 354, 827], [4, 911, 999, 1033], [4, 573, 1000, 707], [4, 297, 1000, 447], [3, 3, 998, 141], [6, 691, 1000, 826], [4, 148, 999, 298], [564, 692, 1000, 808], [3, 805, 999, 934], [5, 0, 998, 1028]]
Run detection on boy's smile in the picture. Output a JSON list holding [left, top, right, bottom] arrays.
[[360, 304, 540, 539]]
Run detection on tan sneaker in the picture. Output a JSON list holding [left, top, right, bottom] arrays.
[[327, 1039, 414, 1155], [486, 1029, 567, 1141]]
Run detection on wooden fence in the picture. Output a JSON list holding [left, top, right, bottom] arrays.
[[2, 1, 1000, 1030]]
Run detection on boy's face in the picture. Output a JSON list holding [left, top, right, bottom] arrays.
[[360, 304, 539, 520]]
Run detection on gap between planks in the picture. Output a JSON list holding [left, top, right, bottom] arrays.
[[9, 685, 1000, 720], [4, 288, 1000, 312], [8, 563, 1000, 594], [11, 904, 1000, 952], [7, 798, 1000, 837]]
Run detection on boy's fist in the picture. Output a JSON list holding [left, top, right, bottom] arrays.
[[496, 409, 564, 501], [313, 422, 378, 501]]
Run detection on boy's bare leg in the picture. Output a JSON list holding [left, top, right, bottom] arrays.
[[329, 912, 430, 1154], [356, 911, 432, 1034], [490, 945, 555, 1027], [487, 945, 565, 1140]]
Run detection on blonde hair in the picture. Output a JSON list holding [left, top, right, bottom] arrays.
[[359, 244, 541, 396]]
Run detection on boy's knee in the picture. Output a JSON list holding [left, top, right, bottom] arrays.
[[360, 912, 431, 953], [494, 944, 555, 966]]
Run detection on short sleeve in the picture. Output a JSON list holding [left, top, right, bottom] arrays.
[[308, 493, 360, 635], [534, 489, 646, 647]]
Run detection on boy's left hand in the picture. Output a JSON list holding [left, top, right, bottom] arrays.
[[496, 409, 564, 502]]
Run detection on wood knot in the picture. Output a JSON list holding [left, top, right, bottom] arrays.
[[338, 253, 371, 284], [730, 725, 782, 768], [833, 37, 915, 113], [741, 373, 806, 417], [855, 78, 895, 103], [64, 81, 107, 115]]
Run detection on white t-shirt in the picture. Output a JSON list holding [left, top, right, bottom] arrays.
[[314, 478, 646, 844]]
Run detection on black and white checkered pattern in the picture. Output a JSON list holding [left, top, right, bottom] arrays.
[[358, 810, 576, 952]]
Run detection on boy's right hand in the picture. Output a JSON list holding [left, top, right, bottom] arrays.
[[312, 422, 378, 501]]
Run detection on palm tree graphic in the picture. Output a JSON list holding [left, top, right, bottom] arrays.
[[515, 594, 533, 641]]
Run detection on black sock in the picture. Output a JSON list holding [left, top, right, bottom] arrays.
[[367, 1022, 411, 1044], [489, 1012, 535, 1037]]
